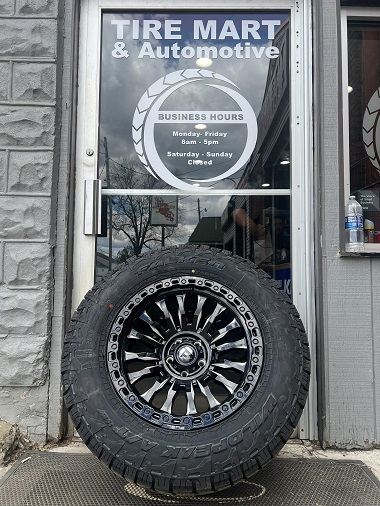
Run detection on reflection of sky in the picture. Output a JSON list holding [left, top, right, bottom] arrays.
[[97, 195, 231, 256], [99, 12, 289, 189]]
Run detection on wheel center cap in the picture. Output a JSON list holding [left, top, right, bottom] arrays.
[[176, 344, 197, 365]]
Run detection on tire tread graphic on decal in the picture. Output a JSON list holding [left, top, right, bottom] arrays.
[[133, 70, 218, 178], [62, 245, 310, 496], [362, 86, 380, 170], [132, 70, 257, 191]]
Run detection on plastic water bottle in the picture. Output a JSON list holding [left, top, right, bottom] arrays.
[[345, 195, 364, 252]]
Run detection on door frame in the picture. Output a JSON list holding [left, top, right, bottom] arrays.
[[72, 0, 317, 439]]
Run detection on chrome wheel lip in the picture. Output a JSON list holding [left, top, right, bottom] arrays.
[[106, 275, 264, 430]]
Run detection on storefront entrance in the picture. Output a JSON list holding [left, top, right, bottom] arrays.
[[72, 0, 316, 439]]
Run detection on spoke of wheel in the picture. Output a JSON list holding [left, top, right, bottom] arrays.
[[192, 295, 207, 330], [124, 351, 158, 362], [212, 371, 239, 394], [140, 378, 169, 402], [128, 329, 161, 347], [213, 359, 246, 372], [197, 380, 220, 409], [139, 311, 165, 339], [210, 318, 240, 345], [128, 365, 160, 385], [176, 294, 187, 329], [161, 383, 177, 414], [155, 299, 176, 332], [201, 302, 225, 335], [214, 338, 248, 352], [186, 383, 197, 415]]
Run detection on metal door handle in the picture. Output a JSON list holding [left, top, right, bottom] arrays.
[[84, 179, 102, 235]]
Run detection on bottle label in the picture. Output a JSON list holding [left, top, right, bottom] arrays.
[[345, 215, 363, 229]]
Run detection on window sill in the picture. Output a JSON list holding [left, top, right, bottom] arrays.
[[340, 244, 380, 256]]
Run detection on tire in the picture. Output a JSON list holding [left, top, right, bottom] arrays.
[[62, 245, 310, 496]]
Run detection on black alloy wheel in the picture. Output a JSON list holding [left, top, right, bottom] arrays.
[[107, 275, 263, 431]]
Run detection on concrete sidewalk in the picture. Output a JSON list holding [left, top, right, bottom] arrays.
[[278, 440, 380, 480], [1, 439, 378, 482]]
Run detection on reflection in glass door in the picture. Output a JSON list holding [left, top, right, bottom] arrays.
[[96, 10, 292, 297], [96, 194, 292, 297]]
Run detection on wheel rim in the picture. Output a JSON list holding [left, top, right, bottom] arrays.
[[107, 275, 264, 430]]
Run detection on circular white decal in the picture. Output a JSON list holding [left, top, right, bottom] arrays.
[[132, 69, 258, 191], [363, 86, 380, 170]]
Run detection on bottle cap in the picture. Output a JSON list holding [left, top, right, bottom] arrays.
[[364, 219, 374, 229]]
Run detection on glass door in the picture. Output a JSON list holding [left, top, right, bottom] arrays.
[[96, 10, 292, 291], [72, 0, 315, 439]]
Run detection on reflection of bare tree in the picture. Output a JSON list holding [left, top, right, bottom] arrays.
[[109, 157, 178, 259]]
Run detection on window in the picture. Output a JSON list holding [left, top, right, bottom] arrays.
[[343, 8, 380, 252]]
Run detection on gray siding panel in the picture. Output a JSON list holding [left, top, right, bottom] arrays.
[[317, 0, 379, 447], [326, 259, 374, 447], [371, 260, 380, 444]]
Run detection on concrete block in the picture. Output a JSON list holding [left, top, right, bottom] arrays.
[[0, 150, 6, 192], [4, 243, 51, 288], [0, 243, 3, 284], [0, 290, 48, 335], [0, 421, 23, 465], [0, 196, 50, 239], [0, 19, 57, 58], [0, 335, 49, 386], [16, 0, 58, 16], [12, 63, 56, 102], [8, 151, 53, 193], [0, 62, 9, 101], [0, 385, 48, 442], [0, 1, 14, 15], [0, 106, 55, 147]]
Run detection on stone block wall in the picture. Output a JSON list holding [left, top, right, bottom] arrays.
[[0, 0, 58, 442]]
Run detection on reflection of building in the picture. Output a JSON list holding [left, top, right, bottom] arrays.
[[95, 252, 118, 281], [188, 217, 223, 248], [241, 20, 290, 191], [221, 196, 249, 258], [221, 22, 290, 266]]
